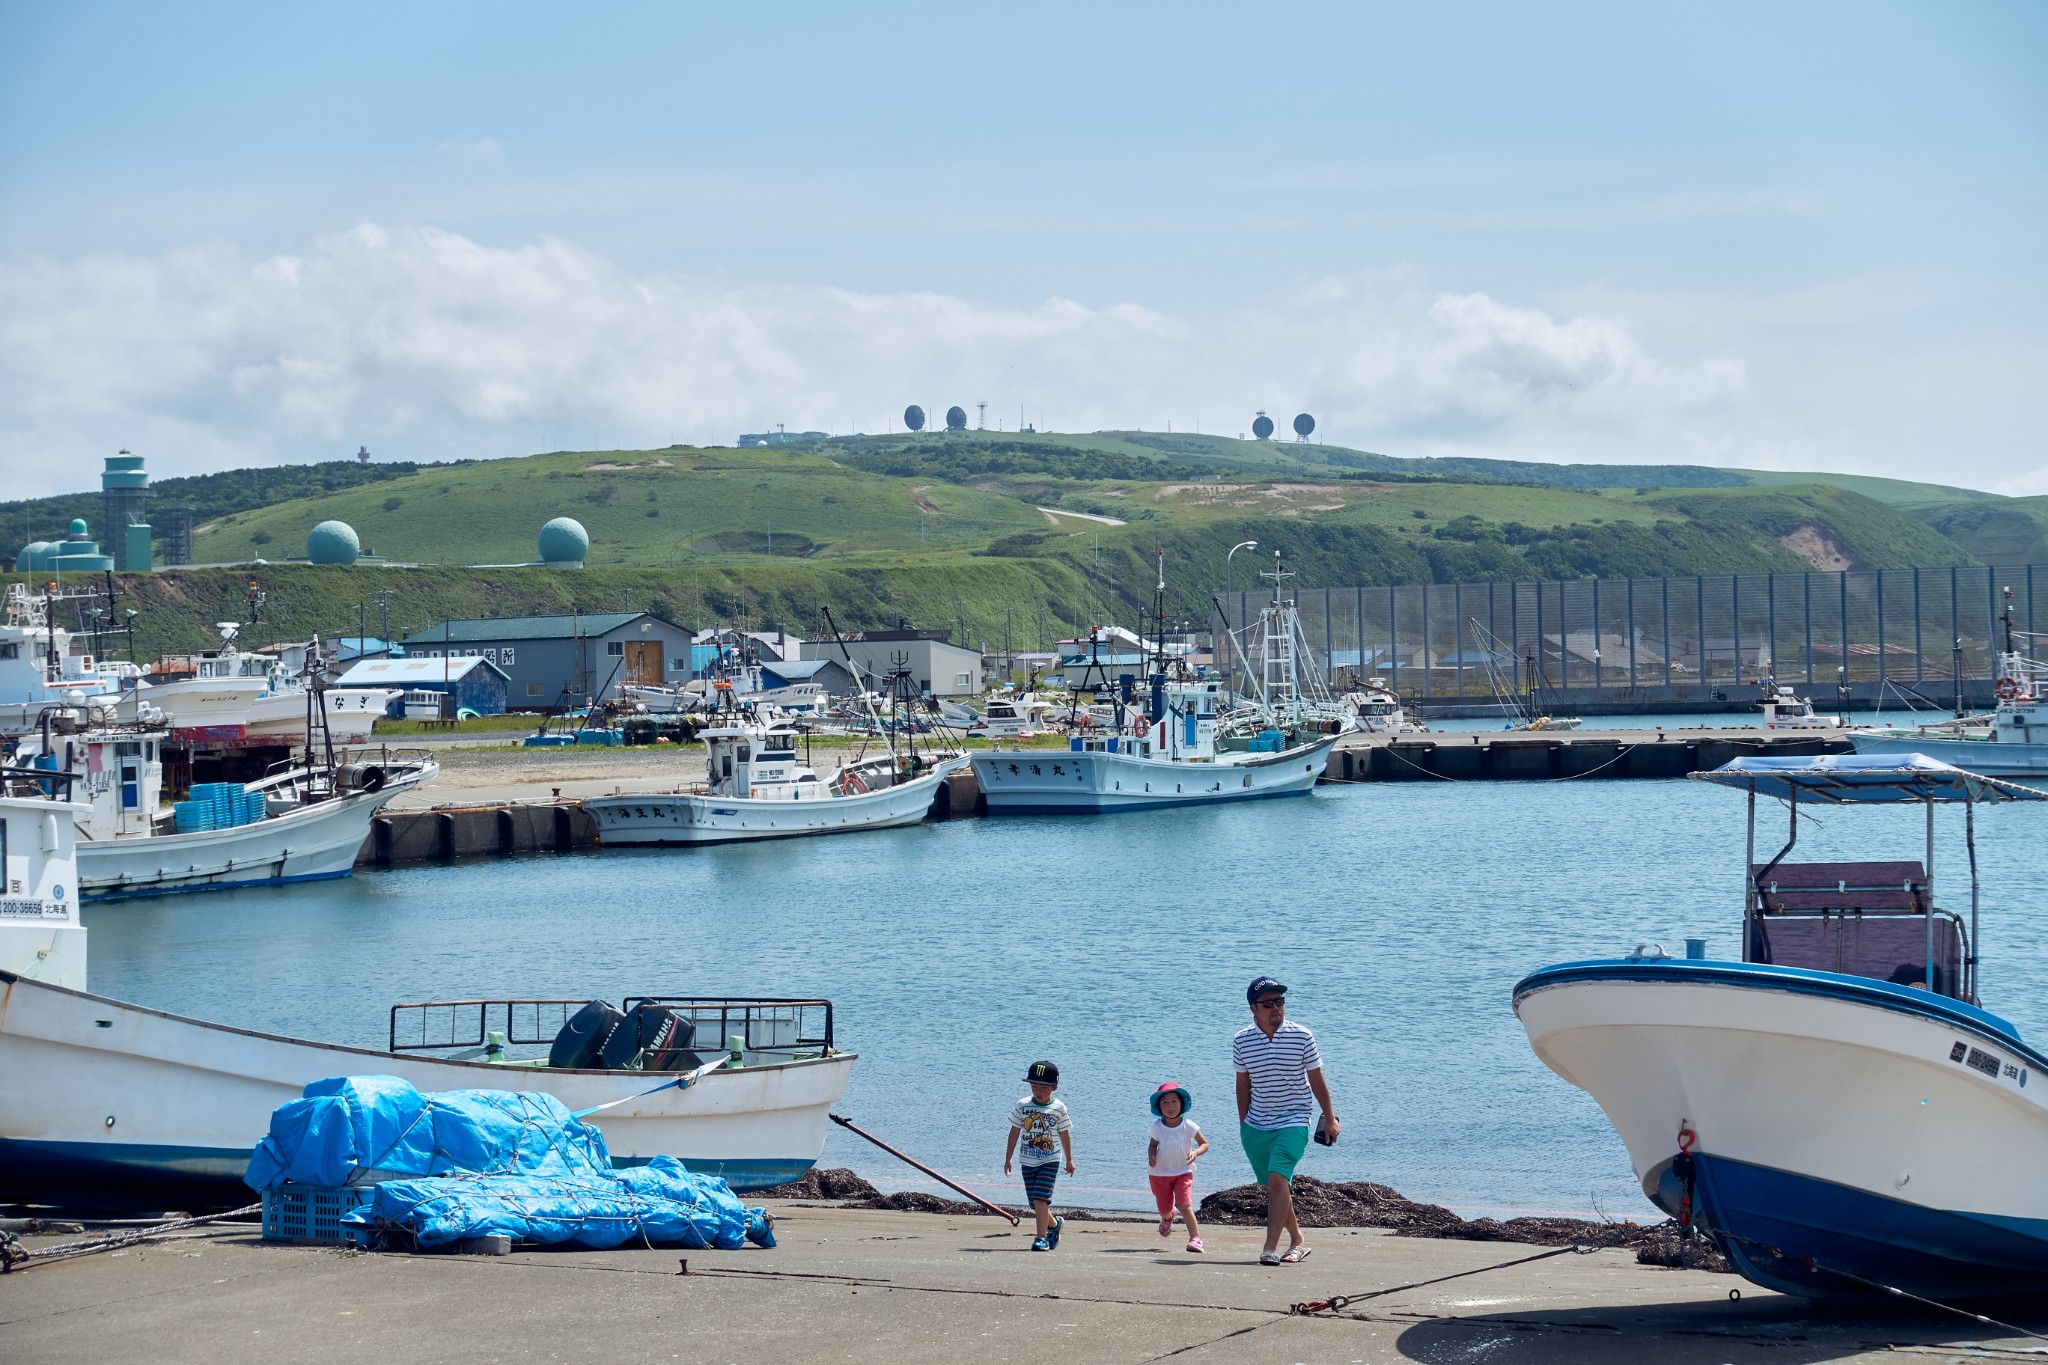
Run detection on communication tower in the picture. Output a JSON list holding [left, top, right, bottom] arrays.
[[976, 401, 987, 430]]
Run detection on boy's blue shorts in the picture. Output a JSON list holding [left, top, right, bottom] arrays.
[[1021, 1162, 1059, 1205]]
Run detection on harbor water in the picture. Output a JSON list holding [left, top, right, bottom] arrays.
[[82, 778, 2048, 1219]]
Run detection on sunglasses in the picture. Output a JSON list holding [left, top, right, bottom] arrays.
[[1255, 996, 1286, 1008]]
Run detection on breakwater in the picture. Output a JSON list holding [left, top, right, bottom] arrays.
[[356, 734, 1846, 866]]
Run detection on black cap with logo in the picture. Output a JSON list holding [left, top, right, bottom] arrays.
[[1024, 1060, 1060, 1087], [1246, 976, 1288, 1004]]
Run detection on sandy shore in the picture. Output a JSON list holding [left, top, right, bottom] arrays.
[[7, 1202, 2039, 1363]]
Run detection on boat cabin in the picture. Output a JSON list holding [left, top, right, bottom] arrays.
[[0, 779, 87, 990], [1077, 679, 1220, 761], [11, 726, 167, 839], [1692, 754, 2048, 1007], [700, 722, 821, 799]]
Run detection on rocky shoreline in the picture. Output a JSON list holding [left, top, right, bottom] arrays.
[[756, 1169, 1731, 1272]]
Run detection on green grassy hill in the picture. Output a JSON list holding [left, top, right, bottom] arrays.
[[9, 431, 2027, 654]]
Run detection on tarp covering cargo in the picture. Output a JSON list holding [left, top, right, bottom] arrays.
[[245, 1076, 773, 1250], [352, 1155, 771, 1249]]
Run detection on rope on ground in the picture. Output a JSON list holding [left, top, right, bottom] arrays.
[[1290, 1242, 1597, 1316], [1716, 1229, 2048, 1345], [4, 1204, 261, 1271]]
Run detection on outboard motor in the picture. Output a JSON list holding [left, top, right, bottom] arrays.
[[548, 998, 627, 1069], [335, 763, 387, 793], [600, 1003, 702, 1071]]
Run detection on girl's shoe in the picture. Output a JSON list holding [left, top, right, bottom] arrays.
[[1157, 1217, 1173, 1237], [1045, 1216, 1064, 1249], [1186, 1237, 1205, 1254], [1258, 1249, 1282, 1266], [1030, 1235, 1050, 1252]]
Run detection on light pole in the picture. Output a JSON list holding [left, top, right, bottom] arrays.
[[1226, 540, 1258, 596]]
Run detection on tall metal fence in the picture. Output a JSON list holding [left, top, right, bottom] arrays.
[[1218, 565, 2048, 700]]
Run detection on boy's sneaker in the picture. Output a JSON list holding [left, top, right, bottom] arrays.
[[1030, 1235, 1049, 1252], [1045, 1216, 1063, 1250]]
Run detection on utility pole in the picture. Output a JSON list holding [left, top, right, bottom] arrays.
[[376, 589, 392, 652]]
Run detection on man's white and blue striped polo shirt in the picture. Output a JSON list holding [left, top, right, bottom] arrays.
[[1233, 1019, 1322, 1131]]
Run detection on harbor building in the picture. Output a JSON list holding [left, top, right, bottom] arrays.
[[799, 628, 983, 697], [399, 612, 693, 711], [333, 654, 511, 718]]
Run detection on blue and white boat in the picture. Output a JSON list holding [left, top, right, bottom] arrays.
[[1514, 753, 2048, 1301]]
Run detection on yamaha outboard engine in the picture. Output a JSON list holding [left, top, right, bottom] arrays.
[[548, 999, 627, 1069], [600, 1003, 702, 1071]]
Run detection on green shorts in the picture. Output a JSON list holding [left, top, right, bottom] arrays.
[[1240, 1123, 1311, 1184]]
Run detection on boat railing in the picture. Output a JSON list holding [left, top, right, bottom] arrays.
[[388, 997, 834, 1059], [1747, 860, 1967, 998], [0, 763, 77, 800]]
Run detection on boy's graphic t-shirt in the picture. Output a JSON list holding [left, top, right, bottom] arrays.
[[1010, 1096, 1071, 1166], [1149, 1118, 1203, 1178]]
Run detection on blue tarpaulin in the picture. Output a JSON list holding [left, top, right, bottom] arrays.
[[245, 1076, 773, 1251]]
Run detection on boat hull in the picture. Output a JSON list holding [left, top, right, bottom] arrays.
[[0, 970, 855, 1208], [585, 756, 965, 845], [970, 738, 1333, 814], [1513, 960, 2048, 1299], [1847, 730, 2048, 777], [77, 783, 412, 900], [242, 688, 402, 745]]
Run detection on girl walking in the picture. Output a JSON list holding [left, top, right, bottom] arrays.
[[1146, 1081, 1210, 1253]]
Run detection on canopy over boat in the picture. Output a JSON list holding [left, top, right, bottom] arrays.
[[1688, 753, 2048, 805]]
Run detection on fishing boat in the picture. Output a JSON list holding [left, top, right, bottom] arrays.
[[1463, 615, 1583, 731], [1514, 753, 2048, 1301], [10, 715, 436, 900], [0, 775, 856, 1209], [1339, 677, 1420, 734], [587, 645, 966, 845], [966, 687, 1057, 739], [973, 556, 1337, 814], [1850, 590, 2048, 775], [0, 583, 148, 736], [241, 650, 403, 747], [1755, 679, 1847, 730]]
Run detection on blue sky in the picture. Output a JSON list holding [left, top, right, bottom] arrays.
[[2, 2, 2043, 495]]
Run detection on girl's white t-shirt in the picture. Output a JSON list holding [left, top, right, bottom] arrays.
[[1149, 1118, 1203, 1177]]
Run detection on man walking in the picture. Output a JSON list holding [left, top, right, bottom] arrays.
[[1233, 976, 1339, 1265]]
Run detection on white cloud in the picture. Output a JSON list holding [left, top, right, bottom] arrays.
[[0, 222, 1994, 499]]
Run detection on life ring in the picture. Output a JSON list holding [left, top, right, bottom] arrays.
[[839, 771, 868, 796], [1997, 678, 2021, 701]]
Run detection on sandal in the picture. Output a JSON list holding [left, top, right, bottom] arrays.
[[1045, 1216, 1063, 1250], [1259, 1250, 1282, 1266], [1186, 1237, 1205, 1254], [1158, 1218, 1173, 1237], [1280, 1245, 1312, 1263]]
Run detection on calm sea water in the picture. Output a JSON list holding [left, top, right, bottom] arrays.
[[81, 779, 2048, 1218]]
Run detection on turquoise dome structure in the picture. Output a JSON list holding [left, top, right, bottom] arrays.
[[14, 541, 56, 571], [537, 517, 589, 567], [48, 521, 115, 572], [306, 520, 361, 565]]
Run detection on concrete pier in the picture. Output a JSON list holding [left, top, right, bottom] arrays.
[[1326, 729, 1851, 783], [5, 1204, 2034, 1363]]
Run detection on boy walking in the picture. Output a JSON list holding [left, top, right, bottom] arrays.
[[1004, 1059, 1075, 1250]]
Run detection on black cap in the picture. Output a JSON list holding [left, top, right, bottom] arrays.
[[1247, 976, 1287, 1004], [1024, 1060, 1060, 1087]]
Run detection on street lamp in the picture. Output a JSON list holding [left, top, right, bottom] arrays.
[[1226, 540, 1258, 594]]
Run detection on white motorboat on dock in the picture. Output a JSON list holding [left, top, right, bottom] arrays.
[[10, 723, 435, 899], [0, 778, 855, 1208], [1514, 754, 2048, 1301], [1851, 592, 2048, 775]]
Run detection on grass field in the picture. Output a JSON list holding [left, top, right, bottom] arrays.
[[10, 431, 2030, 657]]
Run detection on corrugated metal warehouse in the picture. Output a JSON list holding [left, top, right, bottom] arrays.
[[399, 613, 692, 711]]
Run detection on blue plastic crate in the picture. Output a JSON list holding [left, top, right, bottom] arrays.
[[260, 1184, 375, 1245]]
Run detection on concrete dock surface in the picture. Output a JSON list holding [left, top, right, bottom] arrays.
[[9, 1204, 2046, 1363]]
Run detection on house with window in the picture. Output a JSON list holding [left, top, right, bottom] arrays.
[[398, 612, 692, 711], [333, 655, 510, 717]]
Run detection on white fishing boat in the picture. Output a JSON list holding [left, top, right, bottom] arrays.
[[1850, 594, 2048, 775], [966, 688, 1057, 739], [0, 583, 149, 736], [1339, 677, 1421, 734], [139, 622, 271, 742], [974, 559, 1337, 814], [589, 647, 967, 845], [11, 721, 435, 900], [0, 776, 856, 1208], [1515, 753, 2048, 1301], [240, 651, 403, 747], [1752, 665, 1847, 730]]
